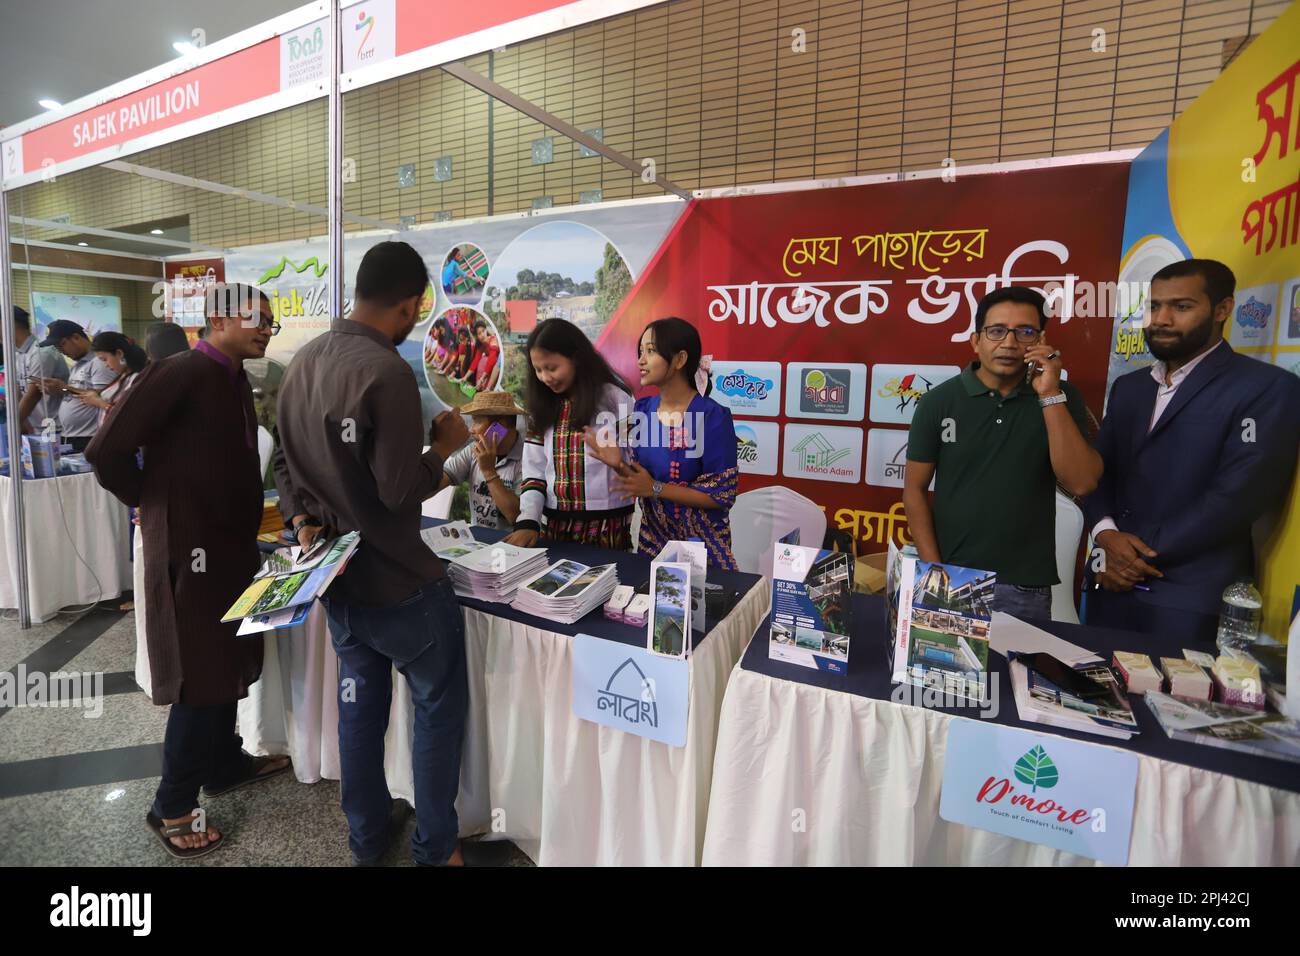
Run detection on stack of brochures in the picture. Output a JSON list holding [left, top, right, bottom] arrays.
[[1145, 691, 1300, 763], [511, 559, 620, 624], [1009, 652, 1139, 740], [444, 540, 549, 602], [224, 532, 362, 634]]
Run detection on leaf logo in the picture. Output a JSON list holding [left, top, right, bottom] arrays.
[[1012, 745, 1059, 793], [257, 256, 329, 284]]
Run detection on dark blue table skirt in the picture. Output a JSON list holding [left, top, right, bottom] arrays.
[[423, 518, 763, 650], [742, 593, 1300, 795]]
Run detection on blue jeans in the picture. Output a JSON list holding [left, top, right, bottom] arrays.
[[321, 577, 468, 866], [992, 582, 1052, 622]]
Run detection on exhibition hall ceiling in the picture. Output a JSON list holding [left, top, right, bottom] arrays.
[[0, 0, 303, 129]]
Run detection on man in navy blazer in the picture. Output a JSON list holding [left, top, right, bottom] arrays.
[[1084, 259, 1300, 650]]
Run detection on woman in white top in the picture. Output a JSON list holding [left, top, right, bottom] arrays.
[[78, 331, 148, 427], [503, 318, 635, 550]]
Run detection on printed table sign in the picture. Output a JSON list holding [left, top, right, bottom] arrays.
[[571, 635, 689, 747], [939, 719, 1138, 865]]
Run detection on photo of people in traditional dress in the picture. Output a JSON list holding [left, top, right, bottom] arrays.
[[480, 221, 635, 413], [422, 306, 503, 407], [441, 244, 490, 305], [652, 564, 690, 657]]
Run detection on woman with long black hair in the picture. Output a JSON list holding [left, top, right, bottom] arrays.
[[503, 318, 636, 550]]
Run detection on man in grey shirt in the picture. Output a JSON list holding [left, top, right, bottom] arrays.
[[40, 319, 115, 451], [4, 307, 67, 433], [274, 241, 471, 867]]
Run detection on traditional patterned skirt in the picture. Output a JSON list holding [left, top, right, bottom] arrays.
[[543, 507, 634, 551]]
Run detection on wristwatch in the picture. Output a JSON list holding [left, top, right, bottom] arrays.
[[292, 516, 317, 534], [1038, 392, 1068, 409], [651, 480, 663, 499]]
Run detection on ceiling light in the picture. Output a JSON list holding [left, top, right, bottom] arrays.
[[173, 41, 197, 56], [77, 241, 88, 246], [38, 98, 61, 111], [150, 228, 164, 235]]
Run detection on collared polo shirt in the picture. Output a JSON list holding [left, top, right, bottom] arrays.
[[907, 361, 1090, 586]]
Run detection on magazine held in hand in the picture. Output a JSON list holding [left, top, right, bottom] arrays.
[[225, 532, 362, 633], [889, 547, 994, 702], [769, 542, 853, 674]]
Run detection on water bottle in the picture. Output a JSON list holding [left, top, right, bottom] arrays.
[[1216, 581, 1262, 654]]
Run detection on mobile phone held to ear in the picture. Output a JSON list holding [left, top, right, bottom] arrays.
[[484, 422, 508, 445]]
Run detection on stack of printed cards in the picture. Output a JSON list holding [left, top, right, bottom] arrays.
[[1160, 657, 1212, 701], [603, 585, 635, 622], [511, 559, 620, 624], [1212, 655, 1266, 711], [1112, 651, 1162, 695], [444, 541, 549, 602]]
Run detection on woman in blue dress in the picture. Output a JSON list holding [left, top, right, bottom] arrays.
[[584, 317, 739, 569]]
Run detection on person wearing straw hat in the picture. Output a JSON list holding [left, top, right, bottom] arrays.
[[437, 391, 525, 530]]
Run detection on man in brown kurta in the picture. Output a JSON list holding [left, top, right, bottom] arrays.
[[87, 284, 288, 856]]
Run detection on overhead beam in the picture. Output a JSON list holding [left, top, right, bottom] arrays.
[[9, 215, 230, 254], [439, 62, 692, 202], [104, 160, 404, 233]]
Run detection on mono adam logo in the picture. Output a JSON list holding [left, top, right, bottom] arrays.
[[791, 431, 851, 471], [783, 423, 862, 483], [50, 886, 151, 936], [799, 367, 851, 416], [595, 658, 658, 728]]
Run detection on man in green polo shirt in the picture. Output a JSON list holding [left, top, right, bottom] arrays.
[[903, 286, 1101, 621]]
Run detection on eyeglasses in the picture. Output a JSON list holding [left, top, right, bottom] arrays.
[[236, 315, 281, 335], [981, 325, 1041, 343]]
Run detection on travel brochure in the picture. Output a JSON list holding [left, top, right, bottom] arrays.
[[512, 560, 620, 624], [769, 542, 853, 674], [890, 550, 994, 702], [422, 520, 488, 561], [647, 541, 707, 659], [223, 532, 361, 626], [650, 561, 693, 658], [1145, 691, 1300, 764]]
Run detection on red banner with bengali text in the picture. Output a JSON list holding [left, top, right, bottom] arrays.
[[597, 163, 1130, 556]]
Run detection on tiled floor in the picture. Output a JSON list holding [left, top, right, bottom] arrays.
[[0, 601, 530, 867]]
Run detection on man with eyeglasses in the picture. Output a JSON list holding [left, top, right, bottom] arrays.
[[1083, 259, 1300, 650], [87, 283, 291, 860], [904, 286, 1101, 621]]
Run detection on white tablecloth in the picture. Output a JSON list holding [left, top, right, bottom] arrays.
[[701, 663, 1300, 866], [137, 573, 769, 865], [0, 473, 133, 623]]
